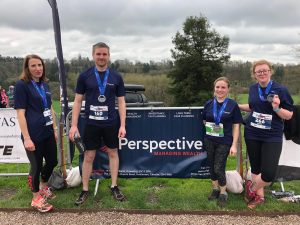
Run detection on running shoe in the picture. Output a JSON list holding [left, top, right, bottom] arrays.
[[208, 189, 220, 200], [31, 194, 53, 213], [247, 195, 265, 209], [40, 186, 56, 200], [75, 190, 89, 206], [244, 180, 256, 203], [217, 193, 228, 207], [110, 186, 126, 201]]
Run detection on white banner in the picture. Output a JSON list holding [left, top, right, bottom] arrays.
[[0, 108, 28, 163], [279, 135, 300, 167]]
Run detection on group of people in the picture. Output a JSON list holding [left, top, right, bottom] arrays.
[[203, 60, 294, 209], [13, 42, 294, 213], [0, 85, 14, 108]]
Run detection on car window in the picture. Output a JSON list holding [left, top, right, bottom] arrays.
[[125, 92, 143, 103]]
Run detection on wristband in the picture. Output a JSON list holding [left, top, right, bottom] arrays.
[[273, 107, 281, 112]]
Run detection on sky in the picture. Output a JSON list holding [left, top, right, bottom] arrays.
[[0, 0, 299, 65]]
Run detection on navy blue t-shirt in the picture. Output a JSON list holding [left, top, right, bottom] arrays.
[[244, 81, 294, 142], [14, 80, 54, 142], [75, 67, 125, 127], [203, 98, 243, 146]]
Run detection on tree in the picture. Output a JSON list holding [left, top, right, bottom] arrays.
[[168, 15, 230, 106]]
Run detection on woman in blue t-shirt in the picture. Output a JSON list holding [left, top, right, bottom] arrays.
[[14, 54, 58, 213], [203, 76, 243, 207], [239, 59, 294, 209]]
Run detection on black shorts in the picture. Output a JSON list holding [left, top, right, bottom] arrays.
[[83, 124, 119, 150]]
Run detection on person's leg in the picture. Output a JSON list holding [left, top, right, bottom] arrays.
[[252, 142, 282, 196], [103, 124, 125, 201], [75, 124, 102, 205], [82, 150, 96, 191], [107, 148, 119, 187], [26, 143, 43, 194], [40, 134, 58, 188], [26, 140, 53, 212], [204, 138, 220, 200], [213, 143, 230, 194], [213, 143, 230, 207]]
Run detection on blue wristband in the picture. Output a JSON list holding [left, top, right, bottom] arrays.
[[273, 107, 281, 112]]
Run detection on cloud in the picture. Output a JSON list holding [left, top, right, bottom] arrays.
[[0, 0, 299, 64]]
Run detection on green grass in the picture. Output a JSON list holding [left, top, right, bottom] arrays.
[[1, 98, 300, 212], [1, 174, 300, 212]]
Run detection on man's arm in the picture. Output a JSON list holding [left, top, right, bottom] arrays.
[[117, 96, 126, 138], [69, 94, 83, 141]]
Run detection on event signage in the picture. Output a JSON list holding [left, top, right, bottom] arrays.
[[0, 109, 28, 163], [79, 107, 210, 179]]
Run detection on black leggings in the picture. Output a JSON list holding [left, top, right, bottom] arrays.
[[26, 134, 58, 193], [245, 139, 282, 182], [204, 138, 230, 186]]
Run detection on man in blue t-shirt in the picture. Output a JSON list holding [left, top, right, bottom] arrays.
[[69, 42, 126, 205]]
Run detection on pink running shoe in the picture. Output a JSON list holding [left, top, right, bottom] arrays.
[[247, 195, 265, 209], [40, 186, 56, 200], [244, 180, 256, 203], [31, 194, 53, 213]]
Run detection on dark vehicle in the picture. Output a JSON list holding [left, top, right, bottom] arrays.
[[124, 84, 164, 107], [68, 83, 164, 109]]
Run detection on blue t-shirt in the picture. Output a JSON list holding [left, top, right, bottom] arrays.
[[203, 98, 243, 146], [75, 67, 125, 127], [244, 81, 294, 142], [14, 80, 54, 142]]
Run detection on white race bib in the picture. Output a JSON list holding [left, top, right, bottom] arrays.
[[205, 122, 224, 137], [89, 105, 108, 120], [250, 111, 272, 129], [43, 108, 53, 126]]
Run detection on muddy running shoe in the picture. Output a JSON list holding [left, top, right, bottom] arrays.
[[208, 189, 220, 200], [217, 193, 228, 207], [31, 194, 53, 213], [247, 195, 265, 209], [244, 180, 256, 203], [40, 186, 56, 200], [75, 190, 89, 206], [110, 186, 125, 201]]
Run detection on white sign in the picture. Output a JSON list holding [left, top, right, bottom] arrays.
[[0, 109, 28, 163], [279, 135, 300, 167]]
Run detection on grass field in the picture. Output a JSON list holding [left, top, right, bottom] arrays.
[[1, 97, 300, 212]]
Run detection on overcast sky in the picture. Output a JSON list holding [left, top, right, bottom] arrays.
[[0, 0, 299, 64]]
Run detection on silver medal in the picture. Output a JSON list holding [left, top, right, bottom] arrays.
[[98, 95, 106, 103], [213, 125, 221, 133]]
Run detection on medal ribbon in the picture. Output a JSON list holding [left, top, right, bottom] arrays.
[[94, 67, 109, 97], [31, 80, 48, 108], [258, 80, 273, 101], [213, 98, 228, 125]]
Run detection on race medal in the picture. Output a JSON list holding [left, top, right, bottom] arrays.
[[213, 124, 221, 133], [94, 67, 109, 103], [98, 95, 106, 103]]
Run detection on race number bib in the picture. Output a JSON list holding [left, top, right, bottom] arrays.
[[43, 108, 53, 126], [89, 105, 108, 120], [205, 122, 224, 137], [250, 111, 272, 129]]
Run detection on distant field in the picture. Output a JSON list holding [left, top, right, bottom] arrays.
[[52, 94, 299, 114]]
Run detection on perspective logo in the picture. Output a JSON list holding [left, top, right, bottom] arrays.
[[119, 137, 203, 153]]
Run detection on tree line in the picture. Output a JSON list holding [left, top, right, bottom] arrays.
[[0, 15, 299, 106]]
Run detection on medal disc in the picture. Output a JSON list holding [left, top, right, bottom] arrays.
[[98, 95, 106, 103]]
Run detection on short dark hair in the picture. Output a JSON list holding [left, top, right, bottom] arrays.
[[92, 42, 110, 54]]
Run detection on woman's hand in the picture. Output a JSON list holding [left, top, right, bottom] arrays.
[[24, 138, 35, 151], [229, 145, 237, 157]]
